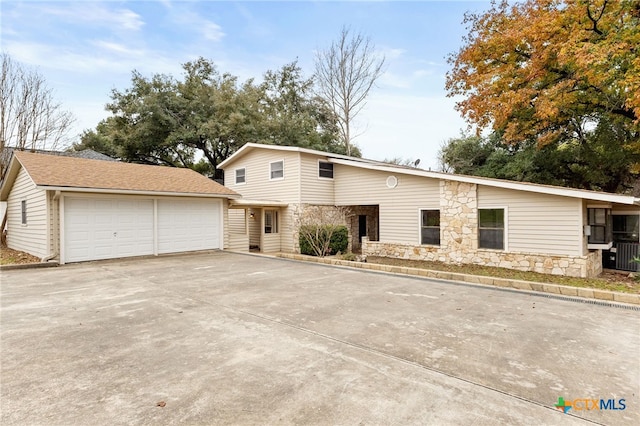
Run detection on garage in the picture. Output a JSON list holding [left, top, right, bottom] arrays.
[[0, 151, 238, 264], [63, 196, 224, 263]]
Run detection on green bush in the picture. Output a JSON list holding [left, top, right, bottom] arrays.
[[299, 225, 348, 256]]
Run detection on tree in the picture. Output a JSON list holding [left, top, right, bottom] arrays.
[[446, 0, 640, 162], [314, 26, 385, 156], [1, 53, 75, 176], [76, 58, 347, 178], [438, 126, 639, 193]]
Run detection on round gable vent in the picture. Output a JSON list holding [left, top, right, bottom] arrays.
[[386, 175, 398, 188]]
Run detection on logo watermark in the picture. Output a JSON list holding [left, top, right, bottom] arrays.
[[555, 396, 626, 413]]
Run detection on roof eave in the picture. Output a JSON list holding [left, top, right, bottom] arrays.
[[328, 158, 639, 206], [37, 185, 240, 199]]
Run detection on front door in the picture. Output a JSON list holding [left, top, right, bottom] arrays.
[[359, 215, 367, 241]]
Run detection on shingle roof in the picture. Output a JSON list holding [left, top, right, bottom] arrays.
[[10, 151, 238, 197]]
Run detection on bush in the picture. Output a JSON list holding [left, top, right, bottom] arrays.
[[299, 225, 348, 256]]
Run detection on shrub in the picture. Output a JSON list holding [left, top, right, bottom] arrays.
[[299, 225, 348, 256]]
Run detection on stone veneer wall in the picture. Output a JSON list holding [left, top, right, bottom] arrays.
[[360, 180, 601, 278]]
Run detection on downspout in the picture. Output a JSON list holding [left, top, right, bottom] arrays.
[[41, 190, 61, 262]]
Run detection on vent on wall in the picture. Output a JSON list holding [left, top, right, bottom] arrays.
[[386, 176, 398, 188]]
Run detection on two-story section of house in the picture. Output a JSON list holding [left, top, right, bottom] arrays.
[[219, 143, 640, 278]]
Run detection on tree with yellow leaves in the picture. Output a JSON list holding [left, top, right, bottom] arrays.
[[446, 0, 640, 177]]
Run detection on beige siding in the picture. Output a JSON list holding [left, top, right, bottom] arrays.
[[299, 153, 335, 204], [228, 209, 247, 234], [6, 167, 48, 258], [478, 185, 582, 256], [262, 233, 281, 253], [224, 150, 301, 203], [279, 206, 295, 252], [334, 165, 440, 244]]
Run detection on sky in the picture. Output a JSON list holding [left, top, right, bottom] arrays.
[[1, 0, 492, 170]]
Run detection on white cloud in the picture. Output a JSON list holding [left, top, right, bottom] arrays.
[[202, 21, 225, 42], [169, 9, 225, 43], [36, 3, 144, 32]]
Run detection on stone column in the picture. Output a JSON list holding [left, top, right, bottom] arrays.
[[440, 181, 478, 264]]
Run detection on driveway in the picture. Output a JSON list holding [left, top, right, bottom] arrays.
[[1, 251, 638, 425]]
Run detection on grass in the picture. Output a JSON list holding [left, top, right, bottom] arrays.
[[357, 255, 639, 294]]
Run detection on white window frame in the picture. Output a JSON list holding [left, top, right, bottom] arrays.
[[318, 160, 334, 180], [269, 160, 284, 181], [478, 206, 508, 251], [264, 209, 279, 234], [21, 199, 27, 225], [235, 167, 246, 185], [418, 208, 440, 246]]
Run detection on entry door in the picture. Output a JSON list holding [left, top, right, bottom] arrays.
[[359, 215, 367, 241]]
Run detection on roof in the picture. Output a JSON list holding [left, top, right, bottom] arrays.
[[329, 158, 640, 206], [218, 142, 386, 169], [219, 143, 639, 206], [2, 147, 117, 162], [0, 151, 239, 200]]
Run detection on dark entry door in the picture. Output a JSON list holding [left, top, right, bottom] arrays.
[[358, 215, 367, 241]]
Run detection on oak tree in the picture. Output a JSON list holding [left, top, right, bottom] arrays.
[[446, 0, 640, 160]]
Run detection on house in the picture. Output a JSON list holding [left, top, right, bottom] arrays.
[[219, 143, 640, 278], [0, 151, 238, 264]]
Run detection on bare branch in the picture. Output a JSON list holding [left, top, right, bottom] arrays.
[[314, 27, 385, 155]]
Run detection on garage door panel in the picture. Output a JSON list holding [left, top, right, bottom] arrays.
[[65, 197, 154, 263], [157, 199, 220, 254]]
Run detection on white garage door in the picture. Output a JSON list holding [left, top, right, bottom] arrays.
[[65, 197, 154, 263], [157, 199, 221, 254]]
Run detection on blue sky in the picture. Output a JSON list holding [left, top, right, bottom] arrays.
[[2, 0, 491, 169]]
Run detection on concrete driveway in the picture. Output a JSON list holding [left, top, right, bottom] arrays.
[[1, 251, 638, 425]]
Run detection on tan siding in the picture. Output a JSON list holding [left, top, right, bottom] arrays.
[[6, 168, 48, 258], [478, 185, 582, 256], [228, 209, 247, 234], [224, 151, 300, 203], [262, 233, 281, 253], [334, 166, 440, 244], [299, 153, 335, 204], [279, 206, 295, 252]]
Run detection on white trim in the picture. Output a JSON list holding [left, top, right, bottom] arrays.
[[234, 167, 247, 185], [218, 142, 382, 169], [153, 199, 158, 256], [269, 159, 285, 181], [218, 199, 225, 249], [318, 160, 334, 180], [418, 207, 440, 247], [59, 195, 66, 264], [328, 158, 640, 206], [588, 242, 614, 250], [34, 186, 239, 199]]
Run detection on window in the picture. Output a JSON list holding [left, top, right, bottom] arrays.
[[235, 168, 246, 184], [479, 209, 504, 250], [319, 161, 334, 179], [264, 210, 279, 234], [588, 208, 612, 244], [420, 210, 440, 245], [21, 200, 27, 225], [613, 215, 639, 243], [270, 161, 284, 180]]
